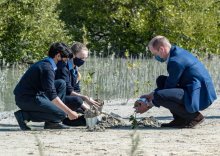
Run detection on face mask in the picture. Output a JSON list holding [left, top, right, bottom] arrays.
[[155, 55, 166, 63], [73, 57, 85, 67]]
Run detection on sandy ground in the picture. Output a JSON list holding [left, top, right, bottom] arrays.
[[0, 98, 220, 156]]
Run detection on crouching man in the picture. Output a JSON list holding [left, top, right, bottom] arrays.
[[134, 36, 217, 128], [14, 42, 79, 130]]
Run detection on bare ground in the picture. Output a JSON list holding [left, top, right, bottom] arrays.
[[0, 98, 219, 156]]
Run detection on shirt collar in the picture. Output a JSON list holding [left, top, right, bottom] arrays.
[[44, 57, 57, 71], [166, 45, 175, 64]]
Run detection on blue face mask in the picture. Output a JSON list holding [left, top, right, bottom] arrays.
[[73, 57, 85, 67], [155, 55, 166, 63]]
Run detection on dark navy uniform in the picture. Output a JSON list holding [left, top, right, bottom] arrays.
[[56, 60, 83, 110], [56, 60, 81, 94], [55, 60, 85, 126], [14, 57, 67, 123]]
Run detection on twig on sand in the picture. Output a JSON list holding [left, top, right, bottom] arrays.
[[130, 130, 140, 156], [34, 133, 44, 156]]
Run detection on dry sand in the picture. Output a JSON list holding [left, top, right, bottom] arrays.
[[0, 98, 220, 156]]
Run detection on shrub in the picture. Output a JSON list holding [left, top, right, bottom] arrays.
[[0, 0, 71, 63]]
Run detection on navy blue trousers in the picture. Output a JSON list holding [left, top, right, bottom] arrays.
[[15, 79, 67, 123], [65, 96, 83, 111], [62, 95, 85, 126], [153, 75, 199, 121]]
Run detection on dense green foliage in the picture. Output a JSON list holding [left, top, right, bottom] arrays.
[[0, 0, 219, 62], [0, 0, 71, 63], [59, 0, 219, 57]]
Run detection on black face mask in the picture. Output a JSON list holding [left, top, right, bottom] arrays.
[[73, 57, 85, 67]]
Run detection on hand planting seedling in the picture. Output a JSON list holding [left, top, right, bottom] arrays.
[[130, 98, 161, 128], [130, 98, 148, 129], [133, 97, 153, 114], [129, 112, 161, 129]]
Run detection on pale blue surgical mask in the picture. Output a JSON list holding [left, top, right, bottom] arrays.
[[155, 55, 166, 63]]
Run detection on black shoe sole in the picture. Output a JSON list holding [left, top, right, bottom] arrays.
[[62, 116, 86, 126], [161, 124, 172, 128], [14, 111, 31, 131], [44, 123, 71, 129]]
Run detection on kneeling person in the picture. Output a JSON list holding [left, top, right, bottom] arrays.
[[14, 42, 79, 130], [134, 36, 217, 128], [56, 42, 101, 126]]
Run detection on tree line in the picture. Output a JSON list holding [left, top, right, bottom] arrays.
[[0, 0, 219, 63]]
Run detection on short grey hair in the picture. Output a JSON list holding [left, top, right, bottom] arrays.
[[71, 42, 88, 55], [148, 36, 171, 50]]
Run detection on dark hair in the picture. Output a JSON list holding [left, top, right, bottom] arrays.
[[48, 42, 72, 58], [71, 42, 88, 55]]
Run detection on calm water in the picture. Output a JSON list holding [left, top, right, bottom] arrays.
[[0, 57, 219, 112]]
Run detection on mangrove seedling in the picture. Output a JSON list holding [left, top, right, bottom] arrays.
[[129, 112, 138, 129]]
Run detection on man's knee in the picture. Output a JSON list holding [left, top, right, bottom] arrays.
[[65, 96, 83, 110], [153, 91, 164, 106], [55, 79, 66, 91], [156, 75, 167, 89], [153, 89, 184, 108], [74, 97, 83, 106], [55, 80, 66, 101], [54, 110, 66, 120]]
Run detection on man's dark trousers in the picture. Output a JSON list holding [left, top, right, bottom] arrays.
[[153, 75, 199, 121], [15, 79, 66, 123], [65, 96, 83, 111]]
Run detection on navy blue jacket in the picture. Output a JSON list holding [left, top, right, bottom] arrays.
[[14, 58, 58, 101], [55, 60, 80, 95], [162, 45, 217, 113]]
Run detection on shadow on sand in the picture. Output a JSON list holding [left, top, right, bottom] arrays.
[[123, 115, 220, 120], [1, 115, 219, 132], [0, 123, 44, 132]]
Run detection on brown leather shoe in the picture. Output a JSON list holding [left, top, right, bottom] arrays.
[[161, 118, 187, 128], [183, 113, 204, 128]]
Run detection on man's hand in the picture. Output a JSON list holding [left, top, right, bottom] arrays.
[[67, 110, 79, 120], [134, 101, 152, 114], [52, 97, 79, 120], [83, 96, 101, 107], [140, 92, 154, 102]]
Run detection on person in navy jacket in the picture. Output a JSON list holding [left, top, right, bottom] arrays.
[[55, 42, 101, 126], [14, 42, 79, 130], [134, 36, 217, 128]]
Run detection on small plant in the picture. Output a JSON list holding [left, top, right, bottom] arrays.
[[125, 49, 129, 59], [95, 84, 101, 100], [129, 112, 138, 129], [82, 71, 95, 96], [144, 80, 152, 87], [133, 80, 140, 97]]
